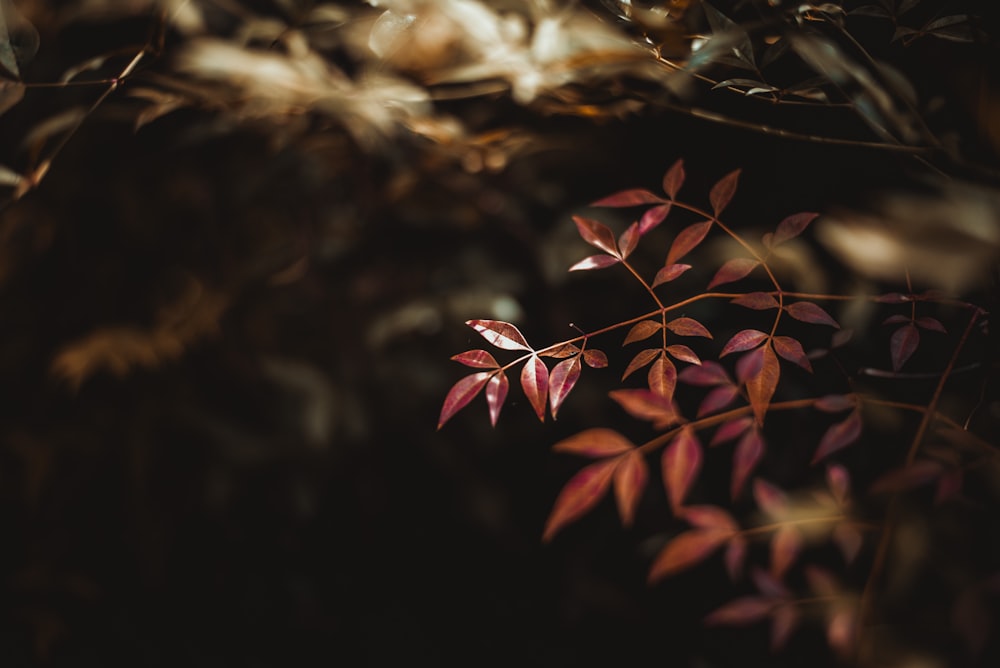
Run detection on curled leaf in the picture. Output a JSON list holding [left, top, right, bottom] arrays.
[[614, 450, 649, 527], [548, 357, 581, 419], [666, 317, 713, 338], [468, 319, 531, 351], [812, 410, 863, 463], [667, 220, 712, 266], [663, 427, 703, 512], [721, 329, 768, 357], [710, 169, 741, 216], [451, 349, 500, 369], [438, 371, 492, 429], [542, 459, 618, 542], [520, 355, 549, 421], [649, 529, 732, 582], [708, 258, 759, 289], [572, 215, 620, 256], [553, 427, 635, 458], [486, 371, 509, 427], [784, 302, 840, 328], [623, 320, 662, 346]]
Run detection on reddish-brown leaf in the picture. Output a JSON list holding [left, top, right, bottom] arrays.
[[648, 529, 732, 582], [608, 390, 680, 429], [682, 505, 739, 532], [731, 292, 780, 310], [772, 212, 819, 245], [711, 417, 753, 446], [663, 427, 703, 512], [618, 222, 641, 259], [882, 314, 910, 326], [569, 254, 621, 271], [833, 523, 862, 564], [553, 427, 635, 458], [667, 220, 712, 266], [680, 361, 731, 386], [812, 410, 862, 463], [697, 385, 740, 417], [520, 355, 549, 422], [583, 349, 608, 368], [815, 394, 855, 413], [784, 302, 840, 328], [614, 450, 649, 527], [915, 316, 946, 333], [827, 607, 857, 658], [652, 263, 691, 287], [870, 460, 944, 494], [572, 215, 620, 256], [771, 605, 800, 651], [548, 357, 581, 419], [468, 319, 532, 351], [666, 344, 701, 365], [708, 258, 759, 289], [451, 349, 501, 369], [709, 169, 741, 216], [438, 372, 492, 429], [771, 525, 802, 579], [736, 346, 766, 383], [666, 317, 713, 338], [732, 429, 765, 499], [725, 535, 747, 581], [591, 188, 665, 207], [746, 346, 780, 424], [540, 342, 580, 358], [542, 459, 618, 542], [827, 464, 851, 507], [486, 371, 509, 427], [753, 479, 788, 518], [648, 353, 677, 399], [622, 348, 660, 380], [773, 336, 813, 372], [890, 323, 920, 371], [623, 320, 662, 346], [663, 159, 685, 199], [704, 597, 774, 626], [721, 329, 768, 357], [639, 202, 671, 234]]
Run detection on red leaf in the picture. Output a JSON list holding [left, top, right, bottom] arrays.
[[770, 605, 800, 651], [682, 505, 739, 532], [614, 450, 649, 527], [826, 464, 851, 506], [667, 220, 712, 266], [666, 344, 701, 365], [870, 460, 944, 494], [583, 349, 608, 368], [451, 349, 501, 369], [569, 254, 621, 271], [833, 523, 862, 564], [639, 203, 671, 234], [666, 317, 713, 338], [827, 607, 857, 657], [663, 159, 685, 199], [746, 346, 780, 424], [731, 292, 779, 310], [548, 357, 581, 419], [721, 329, 768, 357], [468, 319, 531, 351], [663, 427, 703, 512], [735, 346, 765, 383], [486, 371, 509, 427], [890, 323, 920, 371], [648, 529, 732, 582], [618, 222, 641, 259], [710, 417, 753, 446], [648, 353, 677, 399], [608, 390, 680, 429], [622, 348, 660, 380], [732, 429, 765, 499], [704, 597, 774, 626], [709, 169, 741, 216], [591, 188, 665, 207], [542, 459, 618, 542], [708, 258, 759, 289], [725, 535, 747, 581], [680, 361, 731, 386], [623, 320, 662, 346], [784, 302, 840, 328], [772, 212, 818, 245], [812, 410, 862, 463], [540, 342, 580, 358], [572, 215, 620, 256], [438, 372, 491, 429], [553, 427, 635, 458], [815, 394, 855, 413], [753, 479, 788, 518], [652, 263, 691, 286], [773, 336, 813, 372], [697, 385, 740, 417], [520, 355, 549, 421], [771, 525, 802, 579], [915, 316, 946, 333]]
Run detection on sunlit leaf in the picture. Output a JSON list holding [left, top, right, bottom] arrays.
[[773, 336, 813, 372], [915, 316, 946, 333], [648, 529, 732, 582], [553, 427, 635, 458], [548, 357, 581, 419], [697, 385, 740, 417], [812, 410, 863, 463], [572, 215, 620, 256], [583, 349, 609, 368], [614, 450, 649, 527], [731, 292, 779, 310], [711, 417, 753, 446], [771, 525, 802, 579], [683, 505, 739, 532], [827, 464, 851, 506], [618, 222, 641, 259], [725, 535, 747, 581], [623, 320, 662, 346], [704, 597, 774, 625], [709, 169, 741, 216], [666, 221, 712, 266], [833, 523, 863, 564], [784, 302, 840, 328], [468, 319, 531, 350], [569, 254, 621, 271], [542, 458, 618, 542], [663, 159, 685, 199], [663, 427, 703, 512], [870, 459, 944, 494], [666, 345, 701, 365], [451, 349, 501, 369], [652, 263, 691, 287], [753, 479, 788, 518], [591, 188, 664, 207], [773, 212, 819, 245], [648, 353, 677, 399], [721, 329, 768, 357], [486, 371, 509, 427], [608, 389, 680, 428], [622, 348, 660, 380], [520, 355, 549, 421], [732, 429, 765, 499], [639, 203, 672, 234], [680, 361, 730, 386], [666, 317, 713, 338], [890, 323, 920, 371], [438, 371, 492, 429]]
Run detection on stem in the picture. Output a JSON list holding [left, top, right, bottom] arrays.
[[622, 259, 665, 310]]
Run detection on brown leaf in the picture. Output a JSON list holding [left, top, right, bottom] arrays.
[[553, 427, 635, 458], [468, 319, 531, 351], [731, 292, 780, 310], [647, 353, 677, 399], [572, 215, 620, 256], [870, 459, 944, 494], [665, 317, 713, 338], [623, 320, 662, 346], [583, 349, 609, 368], [438, 372, 492, 429], [680, 361, 731, 386], [648, 529, 732, 582], [663, 427, 703, 512], [618, 222, 641, 258], [708, 258, 759, 289], [614, 450, 649, 527], [753, 479, 788, 518], [639, 203, 672, 234], [770, 605, 800, 651], [710, 169, 741, 216], [666, 344, 701, 365], [746, 346, 780, 424], [697, 385, 740, 417], [520, 355, 549, 421], [548, 357, 581, 419], [710, 417, 753, 446], [542, 459, 618, 542], [725, 535, 747, 581], [540, 343, 580, 359], [832, 523, 862, 564], [622, 348, 660, 380], [682, 505, 739, 532], [826, 464, 851, 506]]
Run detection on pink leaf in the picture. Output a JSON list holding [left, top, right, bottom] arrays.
[[614, 450, 649, 527], [663, 427, 703, 512], [583, 349, 608, 368], [520, 355, 549, 422], [915, 316, 946, 333], [622, 348, 660, 380], [770, 605, 800, 651], [652, 263, 691, 287], [618, 222, 641, 259], [725, 535, 747, 581], [437, 372, 491, 429], [662, 159, 685, 199], [731, 292, 780, 310], [890, 323, 920, 371], [608, 389, 680, 428], [553, 427, 635, 458], [682, 505, 739, 532], [591, 188, 665, 207], [548, 357, 581, 419], [666, 344, 701, 365], [486, 371, 509, 427], [451, 349, 501, 369], [773, 336, 813, 372], [747, 346, 780, 424], [753, 479, 788, 518], [667, 220, 712, 266], [708, 258, 759, 289], [826, 464, 851, 506], [772, 212, 819, 245], [784, 302, 840, 328], [665, 317, 713, 338], [542, 459, 618, 542], [732, 429, 765, 499], [833, 523, 862, 564], [569, 254, 621, 271], [648, 353, 677, 399], [468, 319, 531, 351], [735, 346, 766, 383], [704, 597, 774, 626], [697, 385, 740, 417], [771, 525, 802, 578], [870, 460, 944, 494], [710, 417, 753, 446], [572, 215, 620, 256], [812, 410, 862, 463], [815, 394, 855, 413], [680, 361, 731, 386], [623, 320, 662, 346], [709, 169, 741, 216], [639, 202, 671, 234], [648, 529, 732, 582], [720, 329, 768, 356]]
